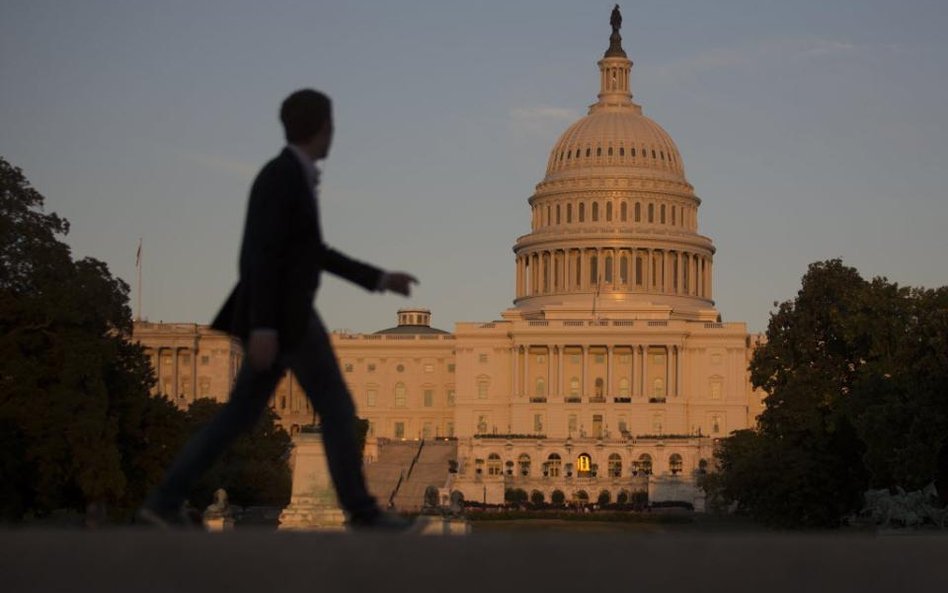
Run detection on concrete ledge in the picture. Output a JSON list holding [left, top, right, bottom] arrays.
[[2, 530, 947, 592]]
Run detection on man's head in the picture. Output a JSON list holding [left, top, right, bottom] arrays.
[[280, 89, 333, 160]]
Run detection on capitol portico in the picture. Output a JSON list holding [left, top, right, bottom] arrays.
[[133, 7, 763, 509]]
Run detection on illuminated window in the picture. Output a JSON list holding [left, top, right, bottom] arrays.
[[576, 454, 592, 474]]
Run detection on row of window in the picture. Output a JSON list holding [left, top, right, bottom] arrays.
[[362, 384, 457, 409], [477, 412, 725, 437], [479, 452, 693, 478], [343, 361, 456, 374], [520, 249, 708, 297], [532, 199, 694, 229], [549, 143, 678, 169]]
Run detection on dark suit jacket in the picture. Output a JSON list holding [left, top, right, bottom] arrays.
[[211, 148, 383, 348]]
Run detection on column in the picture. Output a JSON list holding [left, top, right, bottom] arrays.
[[606, 345, 613, 397], [172, 347, 180, 399], [564, 250, 571, 291], [676, 345, 684, 397], [641, 345, 648, 398], [191, 344, 198, 400], [646, 249, 653, 291], [511, 346, 519, 398], [557, 346, 564, 397], [546, 345, 552, 398], [581, 346, 588, 398], [523, 345, 530, 397]]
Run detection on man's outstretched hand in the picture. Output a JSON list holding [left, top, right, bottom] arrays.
[[381, 272, 419, 297]]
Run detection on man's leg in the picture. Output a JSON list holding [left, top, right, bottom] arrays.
[[285, 315, 377, 519], [144, 361, 284, 513]]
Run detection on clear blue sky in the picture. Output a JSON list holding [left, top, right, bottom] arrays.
[[2, 0, 946, 333]]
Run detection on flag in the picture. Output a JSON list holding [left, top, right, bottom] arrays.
[[136, 238, 142, 268]]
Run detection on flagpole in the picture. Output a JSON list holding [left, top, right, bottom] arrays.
[[136, 238, 142, 322]]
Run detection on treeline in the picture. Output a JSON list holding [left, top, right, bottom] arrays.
[[705, 260, 948, 527], [0, 158, 290, 522]]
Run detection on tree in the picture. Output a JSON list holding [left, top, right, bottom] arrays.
[[709, 260, 948, 527], [0, 157, 190, 521]]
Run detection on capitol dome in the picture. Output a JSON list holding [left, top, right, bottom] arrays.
[[511, 9, 717, 321]]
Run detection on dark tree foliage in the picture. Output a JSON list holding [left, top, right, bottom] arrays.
[[185, 399, 292, 509], [0, 157, 188, 520], [710, 260, 948, 528]]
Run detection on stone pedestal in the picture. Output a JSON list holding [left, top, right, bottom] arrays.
[[279, 433, 347, 531]]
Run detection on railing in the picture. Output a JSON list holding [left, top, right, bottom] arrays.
[[588, 396, 606, 403], [613, 396, 632, 403], [528, 321, 549, 327], [529, 397, 547, 403], [704, 322, 724, 329], [612, 320, 635, 327], [564, 396, 582, 403], [647, 320, 668, 327]]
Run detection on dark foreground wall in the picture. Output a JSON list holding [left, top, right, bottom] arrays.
[[2, 530, 947, 592]]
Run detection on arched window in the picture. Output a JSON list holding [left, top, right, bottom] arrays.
[[556, 204, 561, 224], [579, 202, 585, 222], [607, 146, 613, 156], [620, 201, 628, 221], [535, 377, 546, 397], [604, 256, 613, 283], [620, 256, 629, 284], [574, 490, 590, 504], [671, 205, 676, 226], [591, 202, 599, 222], [635, 256, 643, 286], [518, 453, 532, 477], [547, 453, 562, 477], [648, 203, 654, 223], [575, 253, 582, 286], [608, 453, 623, 478], [590, 255, 598, 285], [487, 453, 502, 476], [634, 202, 641, 222], [394, 383, 407, 408], [596, 146, 602, 157], [606, 201, 613, 221], [637, 453, 653, 475], [586, 147, 591, 157], [669, 453, 683, 475], [566, 203, 572, 223], [619, 146, 625, 156], [618, 378, 630, 397], [576, 453, 592, 474]]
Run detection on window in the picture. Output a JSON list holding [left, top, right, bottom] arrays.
[[594, 354, 605, 364], [394, 383, 407, 408], [592, 415, 603, 439], [568, 414, 578, 434], [606, 202, 613, 221], [424, 364, 434, 373], [477, 415, 488, 434], [592, 202, 599, 221], [569, 377, 580, 397], [446, 389, 455, 406], [367, 388, 377, 407], [652, 414, 663, 434], [576, 454, 592, 473], [579, 202, 585, 222], [367, 363, 376, 372], [567, 203, 572, 223], [635, 257, 643, 285], [604, 256, 613, 283], [710, 379, 722, 400], [477, 380, 488, 400], [556, 204, 561, 224], [617, 416, 628, 434], [446, 422, 454, 437], [423, 422, 432, 439], [344, 363, 353, 373], [423, 389, 434, 407], [608, 454, 623, 478], [394, 422, 405, 439], [594, 378, 604, 397], [590, 255, 598, 285], [634, 202, 641, 222], [621, 202, 628, 221], [487, 454, 502, 476], [653, 378, 665, 397], [535, 378, 546, 397], [518, 454, 532, 477], [637, 453, 653, 475], [478, 353, 488, 363], [200, 355, 210, 365], [711, 414, 722, 434], [533, 413, 544, 433], [618, 378, 630, 397], [536, 354, 545, 364], [669, 453, 683, 474], [547, 453, 562, 477], [660, 204, 666, 224], [396, 364, 405, 373], [648, 203, 654, 223], [620, 256, 629, 284]]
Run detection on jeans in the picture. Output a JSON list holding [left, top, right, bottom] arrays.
[[146, 314, 377, 518]]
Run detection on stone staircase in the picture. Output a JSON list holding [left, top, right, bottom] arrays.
[[363, 439, 457, 512]]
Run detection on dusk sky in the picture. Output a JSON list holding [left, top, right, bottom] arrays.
[[2, 0, 946, 334]]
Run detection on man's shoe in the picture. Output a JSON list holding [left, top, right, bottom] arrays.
[[347, 510, 426, 534]]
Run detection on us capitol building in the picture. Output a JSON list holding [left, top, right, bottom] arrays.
[[134, 9, 764, 507]]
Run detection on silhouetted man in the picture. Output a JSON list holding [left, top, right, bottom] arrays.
[[140, 89, 418, 531]]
